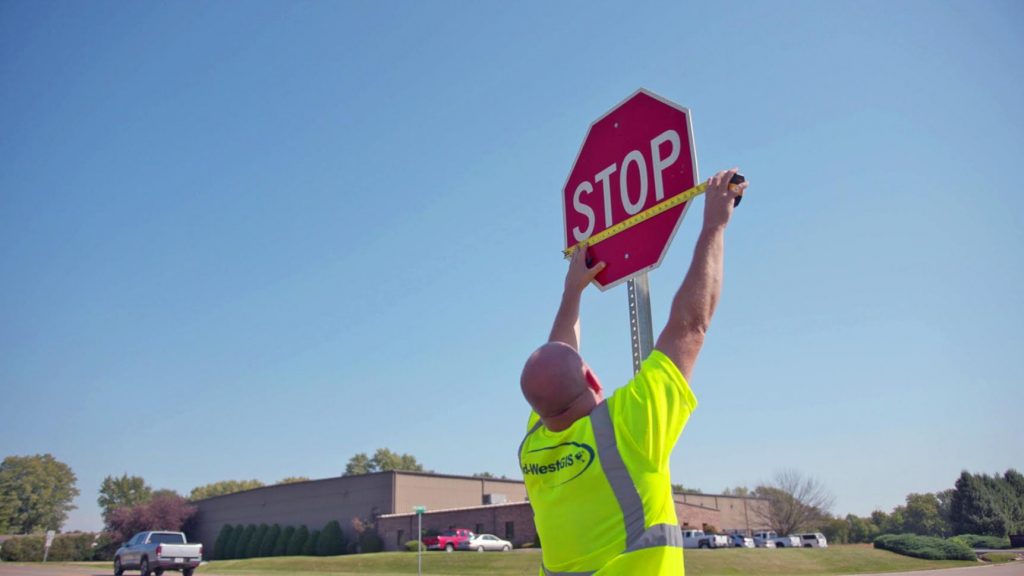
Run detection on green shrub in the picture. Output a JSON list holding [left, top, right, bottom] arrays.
[[259, 524, 281, 557], [213, 524, 234, 560], [274, 526, 295, 557], [287, 525, 309, 555], [318, 520, 347, 556], [0, 534, 97, 562], [404, 539, 422, 552], [224, 523, 244, 559], [235, 524, 256, 559], [952, 534, 1011, 549], [874, 533, 976, 561], [247, 524, 268, 558], [303, 529, 320, 556]]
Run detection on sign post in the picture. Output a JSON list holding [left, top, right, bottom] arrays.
[[562, 88, 699, 370], [43, 530, 55, 562], [413, 506, 426, 576]]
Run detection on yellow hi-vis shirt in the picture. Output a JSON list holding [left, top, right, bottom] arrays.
[[519, 350, 698, 575]]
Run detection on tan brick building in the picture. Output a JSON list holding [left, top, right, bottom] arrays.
[[192, 471, 769, 555], [376, 490, 769, 551]]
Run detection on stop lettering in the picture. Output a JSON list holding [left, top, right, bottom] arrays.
[[562, 89, 698, 290]]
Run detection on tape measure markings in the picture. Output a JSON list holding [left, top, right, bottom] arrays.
[[563, 181, 709, 258]]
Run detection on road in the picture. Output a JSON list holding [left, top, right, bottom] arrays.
[[1, 560, 1022, 576]]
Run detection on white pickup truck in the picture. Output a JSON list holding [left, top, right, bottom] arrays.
[[753, 530, 801, 548], [681, 529, 730, 549], [114, 531, 202, 576]]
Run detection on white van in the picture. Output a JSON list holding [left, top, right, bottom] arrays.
[[796, 532, 828, 548]]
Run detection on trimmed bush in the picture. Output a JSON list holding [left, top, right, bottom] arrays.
[[260, 524, 281, 557], [952, 534, 1011, 549], [224, 523, 244, 559], [0, 533, 97, 562], [303, 530, 320, 556], [235, 524, 256, 559], [287, 525, 309, 556], [247, 524, 269, 558], [318, 520, 346, 556], [874, 533, 975, 560], [404, 540, 422, 552], [274, 526, 295, 557], [214, 524, 234, 560]]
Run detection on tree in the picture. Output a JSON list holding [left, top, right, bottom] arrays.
[[303, 529, 321, 556], [276, 477, 310, 485], [343, 448, 425, 476], [188, 479, 264, 501], [318, 520, 346, 555], [950, 469, 1024, 536], [671, 484, 702, 494], [287, 525, 309, 555], [903, 493, 950, 537], [98, 474, 152, 521], [472, 472, 495, 478], [846, 514, 879, 543], [259, 524, 281, 557], [273, 525, 295, 556], [753, 469, 835, 536], [0, 454, 80, 534], [235, 524, 256, 559], [224, 523, 243, 559], [246, 524, 268, 558], [722, 486, 751, 496], [105, 492, 197, 545], [213, 524, 234, 560]]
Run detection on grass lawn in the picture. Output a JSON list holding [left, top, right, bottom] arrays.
[[130, 544, 980, 576]]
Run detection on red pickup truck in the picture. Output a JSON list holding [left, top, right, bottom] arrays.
[[422, 528, 475, 552]]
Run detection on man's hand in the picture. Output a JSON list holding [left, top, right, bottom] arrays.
[[565, 245, 606, 294], [703, 168, 749, 231], [549, 245, 605, 350]]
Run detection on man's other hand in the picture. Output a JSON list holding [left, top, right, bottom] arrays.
[[704, 168, 749, 230], [565, 245, 606, 294]]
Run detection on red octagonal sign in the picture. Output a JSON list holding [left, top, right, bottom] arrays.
[[563, 89, 698, 290]]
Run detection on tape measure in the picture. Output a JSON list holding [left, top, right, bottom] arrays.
[[563, 173, 745, 258]]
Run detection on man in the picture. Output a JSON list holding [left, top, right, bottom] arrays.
[[519, 169, 748, 575]]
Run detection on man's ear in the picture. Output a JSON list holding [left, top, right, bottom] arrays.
[[584, 366, 603, 394]]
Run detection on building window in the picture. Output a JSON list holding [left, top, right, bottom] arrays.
[[475, 523, 484, 535], [505, 521, 515, 540]]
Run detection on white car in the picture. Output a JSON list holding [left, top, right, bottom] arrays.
[[796, 532, 828, 548], [464, 534, 512, 552]]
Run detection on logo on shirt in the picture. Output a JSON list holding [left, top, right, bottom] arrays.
[[521, 441, 595, 485]]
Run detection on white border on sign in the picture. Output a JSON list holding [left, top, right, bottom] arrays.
[[560, 87, 700, 292]]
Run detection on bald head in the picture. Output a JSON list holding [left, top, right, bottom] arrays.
[[521, 342, 603, 430]]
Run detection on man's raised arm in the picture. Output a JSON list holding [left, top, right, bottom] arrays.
[[548, 246, 606, 350], [655, 168, 748, 381]]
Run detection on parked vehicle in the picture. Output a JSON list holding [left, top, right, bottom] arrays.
[[462, 533, 513, 552], [797, 532, 828, 548], [753, 531, 799, 548], [114, 531, 202, 576], [681, 529, 730, 549], [729, 533, 754, 548], [422, 528, 475, 552]]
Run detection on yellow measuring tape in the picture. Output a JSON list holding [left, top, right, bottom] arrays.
[[563, 181, 711, 258]]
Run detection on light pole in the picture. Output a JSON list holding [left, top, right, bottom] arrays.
[[414, 506, 426, 576]]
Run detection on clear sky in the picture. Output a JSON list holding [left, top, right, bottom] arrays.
[[1, 1, 1021, 533]]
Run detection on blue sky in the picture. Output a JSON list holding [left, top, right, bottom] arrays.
[[1, 1, 1021, 533]]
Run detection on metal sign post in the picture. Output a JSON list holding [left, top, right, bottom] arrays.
[[628, 274, 655, 374], [413, 506, 426, 576], [43, 530, 55, 562]]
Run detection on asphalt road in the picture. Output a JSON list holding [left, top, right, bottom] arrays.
[[1, 560, 1022, 576]]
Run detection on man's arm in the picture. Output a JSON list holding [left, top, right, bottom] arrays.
[[548, 246, 606, 350], [655, 168, 748, 381]]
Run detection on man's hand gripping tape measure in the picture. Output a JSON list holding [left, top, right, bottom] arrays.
[[564, 172, 746, 259]]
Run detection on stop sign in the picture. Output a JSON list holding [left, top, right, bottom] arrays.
[[562, 89, 698, 290]]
